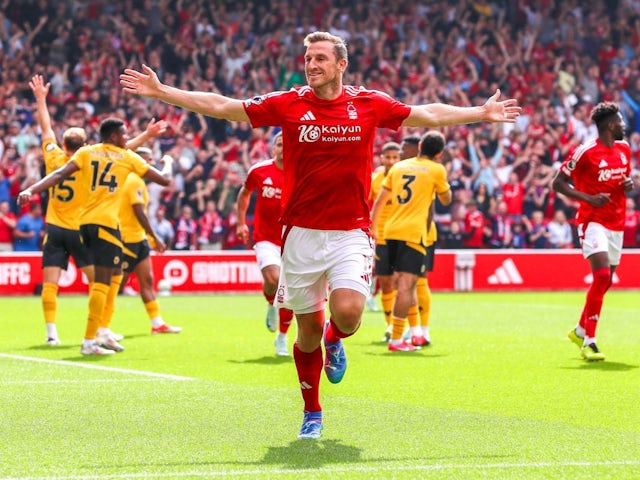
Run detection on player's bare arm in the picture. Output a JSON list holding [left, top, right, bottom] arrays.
[[235, 187, 252, 243], [370, 187, 392, 242], [132, 203, 166, 254], [29, 75, 55, 141], [143, 154, 173, 187], [403, 89, 521, 127], [552, 170, 611, 207], [125, 118, 168, 151], [120, 65, 249, 122], [18, 162, 80, 205]]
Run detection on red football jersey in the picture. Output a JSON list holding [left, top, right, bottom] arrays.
[[560, 138, 631, 231], [244, 159, 284, 245], [244, 86, 411, 230]]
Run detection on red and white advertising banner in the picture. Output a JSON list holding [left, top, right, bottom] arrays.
[[1, 250, 639, 295]]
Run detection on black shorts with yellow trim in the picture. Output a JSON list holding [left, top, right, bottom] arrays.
[[122, 239, 151, 273], [386, 239, 426, 276], [423, 243, 436, 273], [79, 224, 123, 268], [42, 224, 90, 269], [374, 242, 392, 276]]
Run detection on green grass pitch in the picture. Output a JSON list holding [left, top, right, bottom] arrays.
[[1, 291, 639, 479]]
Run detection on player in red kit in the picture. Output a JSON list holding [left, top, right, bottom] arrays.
[[236, 132, 294, 356], [121, 31, 520, 439], [553, 102, 635, 361]]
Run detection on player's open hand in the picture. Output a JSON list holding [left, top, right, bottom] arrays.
[[145, 118, 168, 137], [120, 65, 162, 98], [29, 75, 50, 99], [483, 89, 522, 123]]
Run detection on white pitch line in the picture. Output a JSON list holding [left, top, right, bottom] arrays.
[[1, 460, 639, 480], [0, 353, 193, 381], [0, 379, 164, 385]]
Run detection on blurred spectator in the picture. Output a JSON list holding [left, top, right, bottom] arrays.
[[197, 199, 225, 250], [547, 210, 574, 248], [623, 198, 640, 248], [462, 199, 485, 249], [526, 210, 551, 249], [173, 204, 198, 251], [150, 205, 175, 250], [485, 200, 513, 248], [13, 202, 44, 251], [0, 200, 17, 251]]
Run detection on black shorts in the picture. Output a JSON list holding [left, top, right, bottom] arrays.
[[42, 224, 90, 269], [79, 224, 122, 268], [386, 239, 426, 276], [423, 243, 436, 273], [122, 239, 151, 273], [374, 243, 392, 276]]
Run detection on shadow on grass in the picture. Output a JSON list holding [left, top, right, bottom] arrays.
[[259, 438, 363, 468], [228, 356, 292, 365], [27, 344, 75, 351], [560, 361, 638, 371]]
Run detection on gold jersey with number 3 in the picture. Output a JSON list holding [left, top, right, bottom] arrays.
[[382, 157, 450, 247]]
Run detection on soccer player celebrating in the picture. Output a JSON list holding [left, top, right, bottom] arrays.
[[120, 31, 520, 438], [18, 118, 173, 355], [29, 74, 167, 347], [236, 132, 294, 356], [553, 102, 635, 361], [371, 131, 451, 352]]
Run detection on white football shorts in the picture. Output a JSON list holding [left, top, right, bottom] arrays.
[[276, 226, 374, 314], [578, 222, 623, 265], [254, 240, 281, 271]]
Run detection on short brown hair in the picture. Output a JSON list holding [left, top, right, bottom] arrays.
[[303, 31, 348, 62]]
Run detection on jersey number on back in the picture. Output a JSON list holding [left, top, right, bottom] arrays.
[[396, 174, 416, 205], [90, 160, 118, 192], [51, 175, 76, 202]]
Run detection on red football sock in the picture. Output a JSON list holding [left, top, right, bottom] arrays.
[[324, 317, 356, 344], [583, 267, 611, 339], [293, 344, 322, 412], [264, 291, 275, 305], [279, 308, 293, 334]]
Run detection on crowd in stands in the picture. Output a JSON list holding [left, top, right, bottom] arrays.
[[2, 0, 640, 253]]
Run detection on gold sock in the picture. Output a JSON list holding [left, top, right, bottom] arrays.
[[381, 291, 397, 326], [42, 283, 59, 324], [100, 275, 123, 329], [144, 299, 160, 320], [407, 304, 418, 328], [86, 283, 109, 339], [391, 316, 406, 341], [417, 277, 431, 327]]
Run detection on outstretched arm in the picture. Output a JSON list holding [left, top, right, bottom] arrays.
[[18, 162, 79, 205], [125, 118, 168, 151], [403, 89, 521, 127], [120, 64, 249, 122], [29, 75, 55, 142]]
